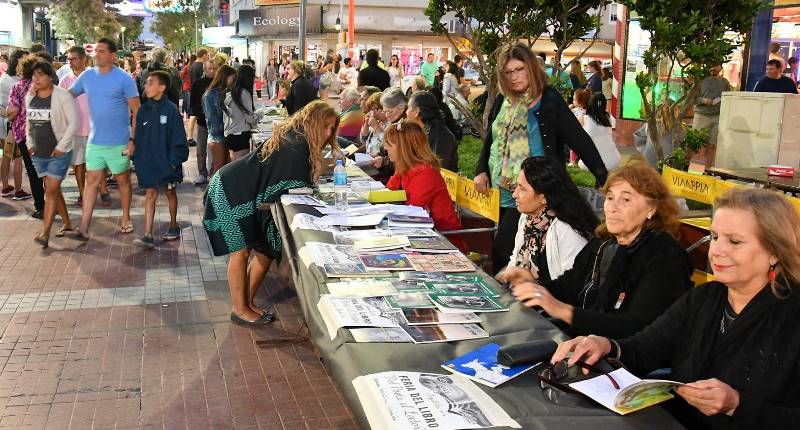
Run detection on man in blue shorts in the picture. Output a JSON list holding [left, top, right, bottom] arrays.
[[69, 37, 141, 239]]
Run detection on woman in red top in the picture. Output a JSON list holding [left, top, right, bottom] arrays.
[[384, 120, 466, 250]]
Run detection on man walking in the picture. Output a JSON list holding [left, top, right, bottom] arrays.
[[186, 48, 208, 147], [358, 49, 390, 91], [59, 46, 91, 206], [693, 64, 730, 169], [68, 37, 140, 239], [189, 60, 216, 184], [420, 53, 438, 87]]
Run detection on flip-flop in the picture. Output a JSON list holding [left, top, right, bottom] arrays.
[[55, 227, 74, 238], [120, 224, 134, 234]]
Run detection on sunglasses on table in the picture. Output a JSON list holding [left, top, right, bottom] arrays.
[[538, 358, 622, 395]]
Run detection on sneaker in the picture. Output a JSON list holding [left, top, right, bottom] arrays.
[[161, 226, 181, 241], [12, 190, 32, 201], [133, 235, 155, 249], [1, 186, 14, 197], [31, 209, 43, 219], [193, 175, 207, 185], [187, 139, 197, 147]]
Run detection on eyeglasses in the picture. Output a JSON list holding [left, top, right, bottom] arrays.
[[503, 66, 527, 77], [538, 359, 620, 392]]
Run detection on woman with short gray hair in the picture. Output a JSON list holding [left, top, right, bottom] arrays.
[[379, 87, 407, 123]]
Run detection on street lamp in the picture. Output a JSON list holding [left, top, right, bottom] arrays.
[[120, 26, 126, 50]]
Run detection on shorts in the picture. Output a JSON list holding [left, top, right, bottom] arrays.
[[0, 116, 7, 140], [86, 143, 130, 174], [224, 132, 252, 152], [692, 113, 720, 147], [32, 150, 73, 180], [71, 136, 88, 166], [2, 139, 21, 160]]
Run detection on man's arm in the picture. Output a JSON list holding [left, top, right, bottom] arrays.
[[127, 96, 140, 155]]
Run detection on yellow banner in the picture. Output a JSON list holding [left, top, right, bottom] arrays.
[[440, 169, 500, 222], [788, 196, 800, 215], [662, 166, 716, 204]]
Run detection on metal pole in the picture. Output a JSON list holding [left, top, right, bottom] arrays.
[[194, 3, 199, 51], [299, 0, 306, 61]]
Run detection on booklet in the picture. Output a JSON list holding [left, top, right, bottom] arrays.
[[352, 372, 521, 430], [441, 343, 538, 388], [390, 279, 430, 292], [400, 271, 449, 281], [358, 252, 416, 271], [425, 281, 499, 297], [318, 212, 389, 228], [333, 229, 389, 246], [300, 242, 389, 278], [388, 214, 435, 228], [407, 253, 476, 273], [429, 294, 509, 314], [402, 323, 489, 344], [568, 368, 684, 415], [405, 235, 459, 253], [316, 295, 403, 340], [350, 327, 414, 343], [384, 227, 439, 237], [385, 292, 436, 309], [354, 235, 411, 252], [401, 308, 482, 325], [325, 280, 397, 297]]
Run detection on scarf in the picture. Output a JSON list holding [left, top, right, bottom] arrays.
[[515, 208, 556, 270], [495, 94, 533, 191]]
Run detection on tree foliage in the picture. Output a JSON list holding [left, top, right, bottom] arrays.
[[116, 15, 145, 48], [621, 0, 762, 162], [50, 0, 121, 45], [150, 0, 212, 55]]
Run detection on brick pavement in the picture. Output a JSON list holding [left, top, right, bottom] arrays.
[[0, 148, 358, 429]]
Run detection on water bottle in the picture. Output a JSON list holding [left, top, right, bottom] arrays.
[[333, 159, 348, 211]]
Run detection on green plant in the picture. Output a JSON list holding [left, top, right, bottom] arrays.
[[662, 126, 709, 171]]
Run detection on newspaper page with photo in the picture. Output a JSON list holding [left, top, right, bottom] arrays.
[[352, 372, 520, 430]]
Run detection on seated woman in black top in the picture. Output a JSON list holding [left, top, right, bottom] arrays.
[[504, 163, 692, 338], [405, 90, 458, 171], [552, 188, 800, 429]]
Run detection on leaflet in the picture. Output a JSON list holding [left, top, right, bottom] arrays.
[[350, 327, 414, 343], [325, 280, 397, 297], [442, 343, 538, 388], [317, 212, 389, 227], [316, 295, 403, 340], [290, 213, 342, 233], [403, 323, 489, 344], [280, 194, 326, 207], [429, 294, 509, 314]]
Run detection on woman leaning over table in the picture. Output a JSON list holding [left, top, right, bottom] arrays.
[[473, 42, 608, 274], [503, 163, 692, 338], [496, 156, 598, 285], [203, 101, 340, 326], [552, 188, 800, 429]]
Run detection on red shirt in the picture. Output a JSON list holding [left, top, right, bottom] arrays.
[[387, 163, 466, 251], [179, 65, 192, 92]]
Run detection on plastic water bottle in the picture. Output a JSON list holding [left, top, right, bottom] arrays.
[[333, 159, 348, 211]]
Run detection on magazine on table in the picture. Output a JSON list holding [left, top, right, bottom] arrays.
[[442, 343, 538, 388], [403, 323, 489, 344], [388, 214, 435, 228], [424, 281, 500, 297], [354, 235, 411, 252], [316, 295, 404, 340], [400, 271, 449, 281], [349, 327, 414, 343], [353, 372, 521, 430], [324, 280, 397, 297], [401, 308, 482, 325], [390, 279, 429, 292], [317, 212, 389, 227], [280, 194, 326, 207], [385, 292, 436, 309], [290, 213, 343, 233], [383, 227, 439, 237], [407, 253, 477, 273], [299, 242, 389, 278], [358, 252, 416, 271], [333, 229, 388, 246], [568, 368, 684, 415], [405, 235, 459, 253], [429, 294, 509, 314]]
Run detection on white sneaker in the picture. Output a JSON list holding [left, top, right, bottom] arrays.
[[194, 175, 207, 185]]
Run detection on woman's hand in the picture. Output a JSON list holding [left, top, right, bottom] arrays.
[[512, 281, 574, 324], [6, 105, 19, 122], [51, 149, 64, 158], [675, 379, 740, 417], [474, 172, 489, 195], [551, 335, 612, 370], [371, 156, 383, 168], [496, 266, 536, 284]]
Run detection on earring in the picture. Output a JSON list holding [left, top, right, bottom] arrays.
[[769, 264, 778, 282]]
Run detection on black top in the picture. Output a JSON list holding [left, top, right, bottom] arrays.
[[542, 230, 692, 338], [190, 76, 212, 127], [587, 72, 603, 94], [753, 76, 798, 94], [425, 120, 458, 172], [138, 63, 182, 106], [358, 65, 391, 91], [189, 61, 204, 85], [618, 282, 800, 429], [283, 76, 318, 116], [476, 87, 609, 186]]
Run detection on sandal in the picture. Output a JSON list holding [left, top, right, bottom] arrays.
[[55, 227, 74, 238], [119, 224, 134, 234]]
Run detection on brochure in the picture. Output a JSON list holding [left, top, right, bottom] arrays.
[[385, 292, 436, 309], [290, 213, 342, 233], [429, 294, 509, 314], [333, 229, 389, 246], [280, 194, 326, 207], [325, 280, 397, 297], [400, 271, 449, 281], [350, 327, 414, 343], [568, 368, 684, 415], [425, 281, 499, 297], [383, 227, 439, 237], [354, 235, 411, 252], [442, 343, 538, 388], [317, 212, 389, 227], [358, 252, 416, 271], [352, 372, 521, 430], [316, 295, 403, 340], [388, 214, 435, 228], [402, 323, 489, 344], [401, 308, 482, 325], [408, 253, 476, 273], [405, 235, 459, 253], [390, 279, 429, 292], [300, 242, 389, 278]]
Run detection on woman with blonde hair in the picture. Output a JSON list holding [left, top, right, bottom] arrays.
[[552, 187, 800, 428], [203, 101, 340, 325], [474, 42, 608, 274]]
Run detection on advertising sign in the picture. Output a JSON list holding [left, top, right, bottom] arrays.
[[237, 6, 322, 37]]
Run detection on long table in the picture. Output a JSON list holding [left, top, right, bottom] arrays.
[[271, 200, 683, 429]]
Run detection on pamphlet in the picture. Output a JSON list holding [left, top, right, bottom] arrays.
[[280, 194, 325, 207], [402, 323, 489, 344], [316, 191, 371, 208], [425, 281, 499, 297], [290, 213, 342, 233], [317, 212, 389, 227], [429, 294, 509, 314], [388, 214, 435, 228], [354, 235, 411, 252], [568, 368, 684, 415], [385, 292, 436, 309], [358, 252, 416, 271], [442, 343, 538, 388], [401, 308, 482, 325], [325, 280, 397, 297], [383, 227, 439, 237], [407, 253, 476, 273], [333, 229, 389, 246], [316, 295, 403, 340], [350, 327, 414, 343], [352, 372, 521, 430], [300, 242, 389, 278], [400, 271, 449, 281], [390, 279, 429, 292], [405, 236, 459, 253]]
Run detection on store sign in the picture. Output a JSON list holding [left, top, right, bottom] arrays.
[[237, 6, 321, 37]]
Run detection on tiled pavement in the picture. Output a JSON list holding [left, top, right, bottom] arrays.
[[0, 148, 358, 429]]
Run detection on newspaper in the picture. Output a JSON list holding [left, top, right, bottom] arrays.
[[352, 372, 520, 430], [290, 213, 342, 233], [317, 295, 403, 340]]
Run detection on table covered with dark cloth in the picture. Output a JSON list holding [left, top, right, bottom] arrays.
[[270, 200, 683, 430]]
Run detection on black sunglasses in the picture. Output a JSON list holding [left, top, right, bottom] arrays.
[[538, 358, 620, 392]]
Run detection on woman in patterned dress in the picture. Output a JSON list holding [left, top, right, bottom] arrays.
[[203, 101, 341, 325]]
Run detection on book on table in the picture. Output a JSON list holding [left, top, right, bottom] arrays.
[[407, 253, 476, 273], [405, 235, 459, 253], [429, 294, 509, 314], [424, 280, 501, 297], [353, 235, 410, 252], [568, 367, 684, 415], [402, 323, 489, 344], [441, 343, 538, 388], [333, 229, 389, 246], [387, 214, 435, 228], [401, 308, 482, 325], [358, 252, 416, 271], [383, 227, 439, 237], [385, 292, 436, 309]]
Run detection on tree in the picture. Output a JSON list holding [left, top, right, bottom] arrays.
[[50, 0, 121, 45], [116, 15, 145, 48], [621, 0, 761, 163], [150, 0, 212, 55], [425, 0, 609, 140]]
